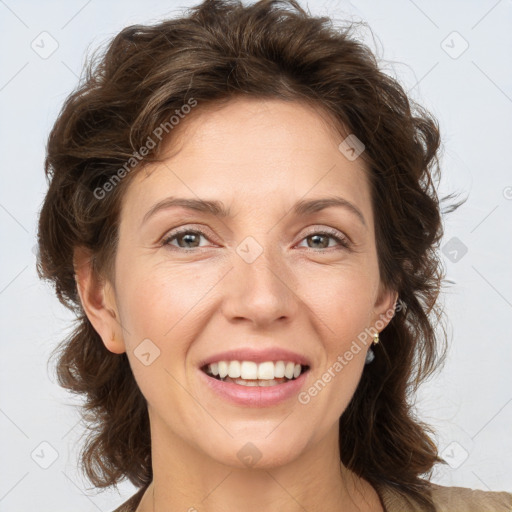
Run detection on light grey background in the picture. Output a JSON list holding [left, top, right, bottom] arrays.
[[1, 0, 511, 510]]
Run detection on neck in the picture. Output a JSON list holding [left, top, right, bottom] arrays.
[[136, 413, 382, 512]]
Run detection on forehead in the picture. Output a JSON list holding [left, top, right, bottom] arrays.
[[121, 97, 373, 225]]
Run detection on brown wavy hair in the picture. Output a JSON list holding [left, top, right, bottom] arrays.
[[36, 0, 460, 508]]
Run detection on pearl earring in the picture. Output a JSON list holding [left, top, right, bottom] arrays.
[[365, 332, 379, 365]]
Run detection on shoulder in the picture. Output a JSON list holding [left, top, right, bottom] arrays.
[[378, 481, 512, 512], [429, 482, 512, 512], [111, 486, 147, 512], [111, 481, 512, 512]]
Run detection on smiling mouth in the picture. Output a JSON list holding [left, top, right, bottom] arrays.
[[201, 364, 310, 387]]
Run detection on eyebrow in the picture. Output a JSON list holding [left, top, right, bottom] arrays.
[[141, 195, 366, 227]]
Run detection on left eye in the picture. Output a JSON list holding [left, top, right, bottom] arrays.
[[298, 231, 350, 250]]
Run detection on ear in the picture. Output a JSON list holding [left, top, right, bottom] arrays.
[[370, 282, 399, 332], [73, 246, 126, 354]]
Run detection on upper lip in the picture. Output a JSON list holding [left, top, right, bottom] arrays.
[[198, 348, 311, 368]]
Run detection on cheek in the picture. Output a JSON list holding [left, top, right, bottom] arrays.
[[301, 262, 378, 330], [114, 258, 215, 341], [112, 264, 201, 406], [300, 264, 376, 397]]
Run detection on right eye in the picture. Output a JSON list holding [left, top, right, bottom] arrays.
[[162, 228, 212, 250]]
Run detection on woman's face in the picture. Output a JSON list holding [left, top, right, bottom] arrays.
[[102, 97, 396, 468]]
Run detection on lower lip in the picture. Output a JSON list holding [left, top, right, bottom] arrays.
[[198, 368, 310, 407]]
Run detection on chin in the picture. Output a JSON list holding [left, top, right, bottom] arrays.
[[198, 432, 309, 470]]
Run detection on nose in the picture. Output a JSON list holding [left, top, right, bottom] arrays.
[[220, 243, 299, 328]]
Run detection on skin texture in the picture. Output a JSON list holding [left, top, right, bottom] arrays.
[[75, 97, 397, 511]]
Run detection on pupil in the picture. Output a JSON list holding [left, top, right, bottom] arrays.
[[309, 234, 328, 248], [180, 233, 198, 247]]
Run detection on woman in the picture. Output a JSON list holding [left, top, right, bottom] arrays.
[[36, 0, 512, 510]]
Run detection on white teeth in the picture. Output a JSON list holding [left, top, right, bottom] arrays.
[[205, 360, 307, 381], [237, 379, 260, 386], [284, 362, 295, 379], [257, 361, 275, 380], [227, 360, 241, 378], [240, 361, 258, 380], [274, 360, 285, 378], [225, 377, 283, 387], [218, 361, 229, 379], [257, 379, 275, 387]]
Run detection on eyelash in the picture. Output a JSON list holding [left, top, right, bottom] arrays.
[[161, 226, 352, 252]]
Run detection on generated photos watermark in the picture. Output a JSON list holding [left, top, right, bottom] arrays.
[[297, 299, 405, 405], [93, 97, 198, 200]]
